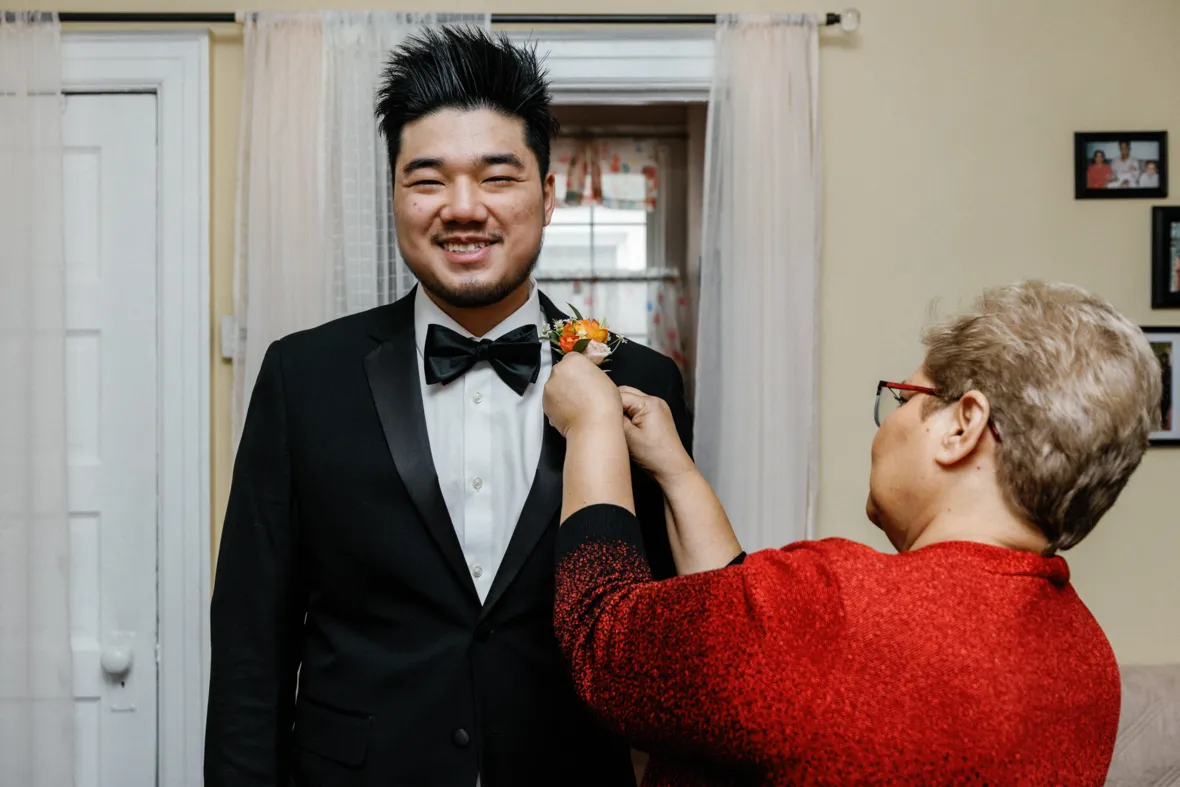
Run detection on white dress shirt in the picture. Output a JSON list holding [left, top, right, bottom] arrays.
[[1110, 155, 1141, 187], [414, 282, 550, 605]]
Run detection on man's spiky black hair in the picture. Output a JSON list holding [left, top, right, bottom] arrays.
[[375, 26, 560, 179]]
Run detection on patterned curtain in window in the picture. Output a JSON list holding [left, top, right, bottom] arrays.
[[553, 137, 660, 211]]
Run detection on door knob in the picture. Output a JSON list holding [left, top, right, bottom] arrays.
[[100, 645, 133, 676]]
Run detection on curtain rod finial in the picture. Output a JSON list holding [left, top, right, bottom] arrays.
[[838, 8, 860, 31]]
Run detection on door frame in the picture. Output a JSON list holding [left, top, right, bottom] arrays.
[[62, 32, 211, 787]]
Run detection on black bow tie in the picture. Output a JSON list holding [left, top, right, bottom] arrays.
[[423, 323, 542, 396]]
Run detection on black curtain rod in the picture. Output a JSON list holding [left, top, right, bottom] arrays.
[[57, 11, 852, 26], [500, 13, 852, 25]]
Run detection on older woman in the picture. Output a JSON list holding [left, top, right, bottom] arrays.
[[542, 281, 1160, 786]]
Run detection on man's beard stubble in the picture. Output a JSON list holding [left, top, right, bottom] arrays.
[[403, 239, 543, 310]]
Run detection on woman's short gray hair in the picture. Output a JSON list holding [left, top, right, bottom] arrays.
[[921, 280, 1161, 554]]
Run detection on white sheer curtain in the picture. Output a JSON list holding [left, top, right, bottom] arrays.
[[694, 14, 821, 552], [0, 11, 75, 787], [233, 13, 326, 446], [233, 11, 489, 445]]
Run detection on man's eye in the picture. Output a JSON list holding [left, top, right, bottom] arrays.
[[410, 179, 442, 187], [485, 176, 514, 183]]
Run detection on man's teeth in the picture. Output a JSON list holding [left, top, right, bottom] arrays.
[[443, 242, 489, 253]]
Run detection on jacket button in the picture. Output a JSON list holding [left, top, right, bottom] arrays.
[[452, 728, 470, 748], [474, 623, 493, 642]]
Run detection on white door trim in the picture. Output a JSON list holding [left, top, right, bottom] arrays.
[[505, 27, 715, 104], [62, 32, 211, 787]]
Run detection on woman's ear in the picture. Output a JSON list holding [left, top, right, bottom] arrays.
[[934, 390, 991, 467]]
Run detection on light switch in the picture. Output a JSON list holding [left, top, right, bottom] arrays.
[[220, 315, 242, 361]]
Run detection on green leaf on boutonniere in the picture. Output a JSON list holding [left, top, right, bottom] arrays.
[[567, 302, 585, 321], [572, 337, 590, 353]]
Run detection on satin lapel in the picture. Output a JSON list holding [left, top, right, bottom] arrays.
[[537, 290, 568, 328], [364, 296, 479, 603]]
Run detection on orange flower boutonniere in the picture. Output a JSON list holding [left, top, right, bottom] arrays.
[[542, 303, 626, 366]]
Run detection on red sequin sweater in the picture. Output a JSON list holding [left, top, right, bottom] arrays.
[[553, 504, 1120, 787]]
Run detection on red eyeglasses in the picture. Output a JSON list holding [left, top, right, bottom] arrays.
[[875, 380, 1002, 443]]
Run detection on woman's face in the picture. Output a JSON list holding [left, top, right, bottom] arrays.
[[866, 368, 943, 550], [1093, 151, 1107, 164]]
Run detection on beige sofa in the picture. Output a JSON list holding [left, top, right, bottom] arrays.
[[1105, 664, 1180, 786]]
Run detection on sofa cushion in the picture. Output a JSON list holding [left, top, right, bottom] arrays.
[[1105, 664, 1180, 786]]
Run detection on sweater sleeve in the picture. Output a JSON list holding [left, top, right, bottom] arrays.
[[554, 503, 842, 766]]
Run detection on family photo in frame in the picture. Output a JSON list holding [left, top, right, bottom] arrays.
[[1075, 131, 1168, 199]]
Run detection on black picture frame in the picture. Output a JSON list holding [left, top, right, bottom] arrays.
[[1074, 131, 1167, 199], [1142, 326, 1180, 445], [1152, 206, 1180, 309]]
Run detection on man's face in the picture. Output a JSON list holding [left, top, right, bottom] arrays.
[[393, 107, 556, 309], [1119, 142, 1131, 158]]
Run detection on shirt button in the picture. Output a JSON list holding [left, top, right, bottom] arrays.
[[472, 391, 483, 404], [452, 728, 470, 748], [471, 564, 483, 579], [472, 477, 483, 490]]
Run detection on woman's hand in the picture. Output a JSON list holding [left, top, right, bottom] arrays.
[[543, 351, 623, 438], [618, 386, 695, 483], [547, 353, 634, 520]]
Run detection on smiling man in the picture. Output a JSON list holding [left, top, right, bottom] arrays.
[[204, 25, 692, 787]]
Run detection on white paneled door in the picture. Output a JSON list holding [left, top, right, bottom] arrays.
[[63, 92, 159, 786]]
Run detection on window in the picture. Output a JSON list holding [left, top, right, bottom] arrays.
[[535, 137, 685, 353], [537, 203, 647, 274], [536, 200, 664, 348]]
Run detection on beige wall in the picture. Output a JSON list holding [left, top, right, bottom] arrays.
[[49, 0, 1180, 663], [815, 0, 1180, 665]]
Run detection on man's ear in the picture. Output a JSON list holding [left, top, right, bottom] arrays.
[[933, 390, 991, 468], [542, 171, 556, 227]]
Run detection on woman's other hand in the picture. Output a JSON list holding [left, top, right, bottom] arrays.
[[618, 386, 695, 483], [543, 351, 623, 437]]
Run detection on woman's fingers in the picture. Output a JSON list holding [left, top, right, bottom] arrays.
[[618, 388, 649, 418]]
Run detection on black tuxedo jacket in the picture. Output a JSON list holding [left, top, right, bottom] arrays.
[[205, 289, 692, 787]]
